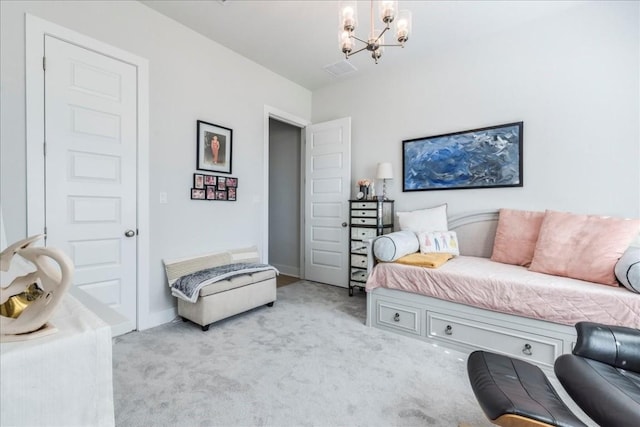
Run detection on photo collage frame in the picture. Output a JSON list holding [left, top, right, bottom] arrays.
[[191, 173, 238, 201]]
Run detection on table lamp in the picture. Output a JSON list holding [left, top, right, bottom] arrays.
[[376, 162, 393, 200]]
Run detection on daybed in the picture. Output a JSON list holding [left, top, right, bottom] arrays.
[[365, 209, 640, 370], [164, 246, 277, 331]]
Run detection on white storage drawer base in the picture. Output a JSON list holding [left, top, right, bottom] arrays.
[[428, 312, 563, 367], [367, 287, 576, 372], [376, 300, 422, 336]]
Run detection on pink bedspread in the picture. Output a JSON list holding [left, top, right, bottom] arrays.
[[366, 256, 640, 329]]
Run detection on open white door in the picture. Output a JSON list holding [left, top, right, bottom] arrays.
[[304, 117, 351, 287]]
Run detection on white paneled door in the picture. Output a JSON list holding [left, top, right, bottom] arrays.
[[44, 36, 137, 332], [304, 118, 351, 287]]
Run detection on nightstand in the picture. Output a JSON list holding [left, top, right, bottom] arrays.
[[348, 199, 394, 296]]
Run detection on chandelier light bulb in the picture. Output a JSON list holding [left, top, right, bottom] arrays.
[[379, 0, 397, 24], [341, 4, 357, 31], [340, 30, 353, 54], [396, 10, 412, 43]]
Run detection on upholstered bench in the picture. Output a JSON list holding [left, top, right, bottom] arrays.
[[467, 351, 586, 427], [164, 246, 277, 331]]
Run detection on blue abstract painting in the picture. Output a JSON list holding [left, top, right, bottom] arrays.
[[403, 122, 523, 191]]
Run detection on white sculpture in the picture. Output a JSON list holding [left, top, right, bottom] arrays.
[[0, 235, 74, 342]]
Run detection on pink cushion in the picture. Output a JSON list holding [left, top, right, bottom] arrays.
[[529, 210, 640, 286], [491, 209, 545, 267]]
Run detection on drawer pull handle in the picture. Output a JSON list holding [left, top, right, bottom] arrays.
[[360, 219, 366, 223], [445, 325, 453, 335], [522, 343, 533, 356], [393, 313, 400, 322]]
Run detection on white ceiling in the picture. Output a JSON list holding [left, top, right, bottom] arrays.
[[141, 0, 582, 91]]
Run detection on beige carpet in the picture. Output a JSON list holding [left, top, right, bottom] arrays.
[[112, 281, 494, 426]]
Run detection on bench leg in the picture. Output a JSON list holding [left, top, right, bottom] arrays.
[[201, 324, 210, 332]]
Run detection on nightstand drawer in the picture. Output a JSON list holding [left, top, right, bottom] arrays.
[[352, 210, 377, 217], [350, 281, 366, 289], [377, 300, 421, 335], [350, 268, 367, 282], [352, 202, 377, 209], [427, 312, 563, 367], [351, 227, 377, 240], [350, 241, 367, 254], [350, 254, 368, 268], [351, 217, 377, 226]]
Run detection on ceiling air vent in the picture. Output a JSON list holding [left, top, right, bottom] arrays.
[[323, 60, 357, 77]]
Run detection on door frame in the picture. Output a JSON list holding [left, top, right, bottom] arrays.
[[263, 106, 310, 275], [25, 14, 150, 330]]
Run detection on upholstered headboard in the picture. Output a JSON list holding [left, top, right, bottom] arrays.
[[449, 210, 499, 258]]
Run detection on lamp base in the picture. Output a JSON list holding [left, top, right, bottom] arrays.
[[381, 180, 389, 200]]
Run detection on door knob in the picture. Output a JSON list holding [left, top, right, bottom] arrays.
[[342, 222, 348, 227], [124, 229, 136, 237]]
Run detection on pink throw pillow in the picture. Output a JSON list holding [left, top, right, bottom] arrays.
[[529, 210, 640, 286], [491, 209, 545, 267]]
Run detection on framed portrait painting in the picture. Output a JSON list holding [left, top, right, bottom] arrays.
[[403, 122, 523, 192], [197, 120, 233, 174]]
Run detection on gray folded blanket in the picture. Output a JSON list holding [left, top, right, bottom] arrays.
[[171, 262, 279, 303]]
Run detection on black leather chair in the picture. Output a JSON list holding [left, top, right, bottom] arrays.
[[467, 322, 640, 427], [554, 322, 640, 427]]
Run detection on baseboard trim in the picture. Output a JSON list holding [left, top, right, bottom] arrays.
[[139, 306, 178, 331], [271, 263, 299, 277]]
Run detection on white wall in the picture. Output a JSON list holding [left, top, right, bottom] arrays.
[[268, 119, 301, 277], [0, 1, 311, 327], [312, 1, 640, 219]]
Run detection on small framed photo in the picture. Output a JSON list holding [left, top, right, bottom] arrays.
[[206, 186, 216, 200], [197, 120, 233, 174], [191, 188, 206, 200], [215, 190, 227, 200], [194, 174, 204, 189], [228, 187, 237, 201], [204, 175, 217, 186], [226, 177, 237, 188], [217, 177, 226, 190]]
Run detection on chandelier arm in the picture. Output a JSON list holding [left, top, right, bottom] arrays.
[[378, 43, 405, 48], [348, 45, 370, 56], [350, 34, 369, 44], [374, 25, 390, 43]]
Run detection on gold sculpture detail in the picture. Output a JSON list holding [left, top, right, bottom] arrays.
[[0, 235, 74, 341], [0, 283, 44, 319]]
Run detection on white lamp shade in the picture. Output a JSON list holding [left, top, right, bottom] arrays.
[[376, 162, 393, 179]]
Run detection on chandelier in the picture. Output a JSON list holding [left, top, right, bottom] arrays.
[[339, 0, 412, 64]]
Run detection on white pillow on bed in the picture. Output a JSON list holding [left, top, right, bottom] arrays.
[[396, 204, 448, 233], [374, 231, 419, 262]]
